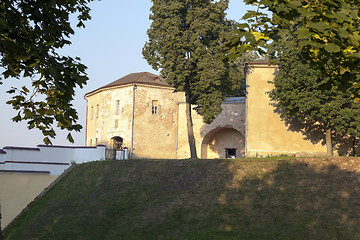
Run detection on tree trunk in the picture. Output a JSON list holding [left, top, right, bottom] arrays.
[[185, 86, 198, 159], [353, 136, 357, 157], [325, 127, 333, 157]]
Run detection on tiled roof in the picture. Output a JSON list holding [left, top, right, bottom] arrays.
[[85, 72, 172, 96]]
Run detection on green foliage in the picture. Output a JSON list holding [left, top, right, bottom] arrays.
[[143, 0, 234, 124], [0, 0, 94, 144], [228, 0, 360, 99], [228, 51, 263, 97], [268, 39, 360, 155]]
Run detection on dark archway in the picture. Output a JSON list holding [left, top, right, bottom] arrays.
[[111, 136, 123, 150], [201, 127, 245, 159]]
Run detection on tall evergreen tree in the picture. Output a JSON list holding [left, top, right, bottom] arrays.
[[228, 51, 262, 97], [143, 0, 233, 158], [268, 40, 360, 156]]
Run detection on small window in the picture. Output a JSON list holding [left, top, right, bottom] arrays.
[[90, 139, 92, 146], [96, 138, 98, 145], [225, 148, 236, 159], [91, 106, 94, 120], [96, 104, 99, 118], [152, 100, 158, 114], [115, 100, 120, 115], [115, 119, 118, 128]]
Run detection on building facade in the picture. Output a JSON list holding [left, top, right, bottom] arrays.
[[85, 65, 332, 159], [85, 72, 245, 159]]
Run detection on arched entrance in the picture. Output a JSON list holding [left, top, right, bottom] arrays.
[[111, 136, 123, 150], [201, 127, 245, 159]]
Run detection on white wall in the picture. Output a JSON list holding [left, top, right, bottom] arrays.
[[0, 145, 106, 175], [0, 150, 5, 170]]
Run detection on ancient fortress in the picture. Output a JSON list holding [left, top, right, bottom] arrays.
[[85, 62, 328, 158]]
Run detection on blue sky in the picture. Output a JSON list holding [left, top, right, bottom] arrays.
[[0, 0, 252, 147]]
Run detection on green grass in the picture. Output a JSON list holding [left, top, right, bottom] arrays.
[[4, 157, 360, 240]]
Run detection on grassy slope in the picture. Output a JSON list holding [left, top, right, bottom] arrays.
[[4, 157, 360, 240]]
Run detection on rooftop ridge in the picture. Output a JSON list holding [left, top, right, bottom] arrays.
[[85, 72, 172, 97]]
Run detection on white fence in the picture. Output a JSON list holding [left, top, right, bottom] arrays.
[[0, 145, 106, 175]]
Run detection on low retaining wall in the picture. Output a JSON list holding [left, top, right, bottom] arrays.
[[0, 144, 106, 175], [0, 144, 106, 228]]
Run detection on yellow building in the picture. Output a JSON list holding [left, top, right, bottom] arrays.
[[85, 72, 245, 159], [245, 62, 327, 157], [85, 66, 330, 159]]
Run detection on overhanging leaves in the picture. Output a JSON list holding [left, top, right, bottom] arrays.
[[0, 0, 94, 144]]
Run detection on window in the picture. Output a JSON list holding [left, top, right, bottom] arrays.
[[152, 100, 158, 114], [115, 119, 118, 129], [115, 100, 120, 115], [96, 104, 99, 118], [90, 139, 92, 146], [91, 106, 93, 120], [225, 148, 236, 159], [96, 138, 98, 145]]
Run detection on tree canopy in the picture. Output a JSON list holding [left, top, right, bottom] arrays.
[[143, 0, 234, 158], [227, 0, 360, 100], [0, 0, 94, 144]]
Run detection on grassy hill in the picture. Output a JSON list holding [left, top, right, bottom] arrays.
[[4, 157, 360, 240]]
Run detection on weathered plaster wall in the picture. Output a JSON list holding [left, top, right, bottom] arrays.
[[86, 84, 185, 159], [86, 85, 134, 149], [132, 85, 184, 159], [177, 100, 246, 159], [246, 63, 327, 157], [204, 128, 245, 159], [0, 173, 58, 228]]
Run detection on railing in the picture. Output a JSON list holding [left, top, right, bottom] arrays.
[[105, 148, 129, 160], [105, 149, 116, 160]]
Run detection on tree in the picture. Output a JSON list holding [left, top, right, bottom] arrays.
[[268, 39, 360, 156], [228, 51, 262, 97], [332, 101, 360, 156], [228, 0, 360, 100], [143, 0, 233, 158], [0, 0, 94, 144]]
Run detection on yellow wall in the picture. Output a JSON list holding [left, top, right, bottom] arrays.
[[246, 63, 327, 157], [0, 173, 58, 228]]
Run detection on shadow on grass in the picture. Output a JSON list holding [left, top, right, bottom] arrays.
[[221, 160, 360, 240], [4, 159, 360, 240], [271, 105, 359, 156]]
